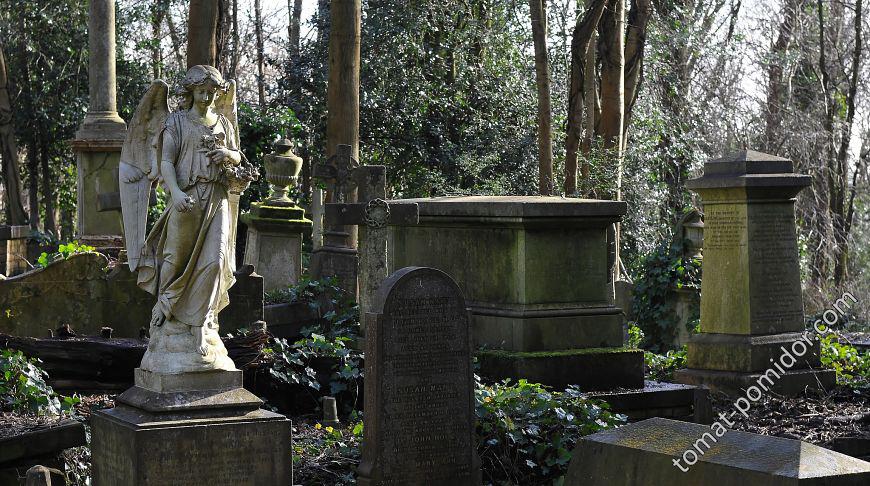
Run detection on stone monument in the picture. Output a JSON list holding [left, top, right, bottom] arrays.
[[387, 196, 643, 390], [91, 66, 289, 485], [71, 0, 126, 247], [674, 151, 836, 395], [241, 138, 312, 291], [358, 267, 481, 485]]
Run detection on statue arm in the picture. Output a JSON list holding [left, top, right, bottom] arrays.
[[160, 132, 194, 213]]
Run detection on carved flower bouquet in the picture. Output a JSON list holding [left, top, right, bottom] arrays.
[[202, 133, 259, 194]]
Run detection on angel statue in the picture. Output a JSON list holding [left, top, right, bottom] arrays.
[[119, 65, 257, 374]]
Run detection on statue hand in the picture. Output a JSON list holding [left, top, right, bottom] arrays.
[[120, 163, 146, 183], [172, 192, 195, 213], [207, 148, 240, 166]]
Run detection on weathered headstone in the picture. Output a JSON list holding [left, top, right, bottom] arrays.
[[565, 417, 870, 485], [674, 151, 836, 395], [72, 0, 127, 246], [358, 267, 481, 485], [0, 253, 263, 338]]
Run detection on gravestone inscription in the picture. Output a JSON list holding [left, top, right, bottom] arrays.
[[358, 266, 480, 486]]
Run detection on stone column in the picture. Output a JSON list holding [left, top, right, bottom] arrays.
[[72, 0, 127, 246], [76, 0, 126, 141], [674, 150, 836, 395]]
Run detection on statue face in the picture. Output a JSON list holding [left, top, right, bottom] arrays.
[[192, 84, 219, 110]]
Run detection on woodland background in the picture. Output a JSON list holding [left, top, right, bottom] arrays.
[[0, 0, 867, 314]]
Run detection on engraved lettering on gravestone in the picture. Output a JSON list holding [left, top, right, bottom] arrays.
[[704, 207, 745, 250], [359, 267, 479, 485]]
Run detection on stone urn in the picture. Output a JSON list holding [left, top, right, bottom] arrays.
[[264, 138, 303, 206]]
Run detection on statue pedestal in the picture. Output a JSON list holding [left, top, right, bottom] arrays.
[[241, 202, 312, 291], [70, 139, 125, 245], [91, 369, 291, 485]]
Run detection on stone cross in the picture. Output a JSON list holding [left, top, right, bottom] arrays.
[[326, 189, 418, 323], [313, 144, 359, 204]]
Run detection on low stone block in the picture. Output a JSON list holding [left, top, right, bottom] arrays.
[[565, 417, 870, 485], [92, 406, 291, 486], [473, 309, 624, 351], [686, 332, 821, 372], [673, 367, 836, 396], [477, 348, 643, 390]]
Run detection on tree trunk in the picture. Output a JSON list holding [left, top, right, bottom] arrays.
[[766, 0, 804, 151], [622, 0, 652, 138], [255, 0, 267, 108], [38, 137, 56, 238], [166, 8, 186, 69], [26, 141, 39, 231], [151, 0, 165, 79], [0, 45, 28, 226], [530, 0, 553, 195], [832, 0, 862, 284], [187, 0, 220, 68], [598, 0, 625, 158], [326, 0, 361, 161], [566, 0, 607, 195], [290, 0, 303, 58], [229, 0, 240, 79]]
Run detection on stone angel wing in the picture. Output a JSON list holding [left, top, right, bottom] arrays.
[[119, 80, 170, 271], [214, 79, 239, 148]]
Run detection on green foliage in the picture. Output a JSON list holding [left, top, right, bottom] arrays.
[[631, 239, 701, 352], [0, 348, 79, 415], [265, 331, 363, 398], [36, 241, 96, 268], [644, 346, 688, 382], [261, 276, 363, 408], [278, 1, 540, 198], [819, 333, 870, 389], [475, 378, 626, 484], [627, 323, 644, 349]]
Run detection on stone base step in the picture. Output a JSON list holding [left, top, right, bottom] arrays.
[[476, 347, 643, 391]]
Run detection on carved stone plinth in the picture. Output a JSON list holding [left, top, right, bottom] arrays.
[[241, 203, 312, 291], [91, 369, 291, 485]]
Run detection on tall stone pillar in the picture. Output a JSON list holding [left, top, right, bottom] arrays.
[[71, 0, 127, 246], [674, 151, 836, 395]]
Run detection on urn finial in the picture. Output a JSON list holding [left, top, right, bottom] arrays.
[[264, 138, 303, 206]]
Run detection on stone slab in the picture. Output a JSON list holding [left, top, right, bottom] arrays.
[[390, 195, 627, 219], [134, 369, 242, 393], [0, 419, 86, 465], [91, 406, 291, 486], [115, 385, 263, 414], [686, 333, 821, 372], [565, 417, 870, 485], [75, 149, 123, 238], [673, 367, 836, 396], [477, 348, 644, 391]]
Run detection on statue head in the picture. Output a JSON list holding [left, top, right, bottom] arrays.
[[179, 65, 228, 110]]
